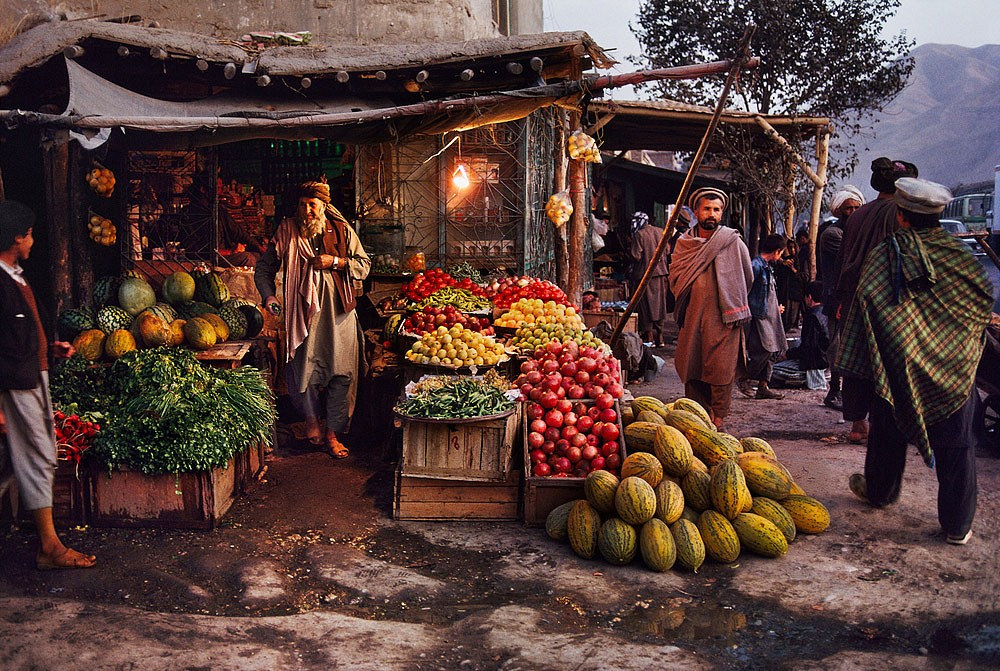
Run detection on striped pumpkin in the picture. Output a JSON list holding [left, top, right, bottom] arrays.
[[780, 495, 831, 534], [653, 425, 694, 477], [653, 478, 686, 525], [614, 476, 657, 525], [750, 497, 797, 544], [639, 518, 676, 572], [731, 513, 788, 558], [598, 518, 638, 565], [709, 459, 752, 520], [669, 518, 706, 572], [621, 452, 664, 488], [697, 509, 741, 563], [688, 426, 739, 468], [584, 470, 620, 515], [545, 500, 579, 541], [737, 452, 794, 500], [680, 468, 712, 512], [567, 500, 602, 559]]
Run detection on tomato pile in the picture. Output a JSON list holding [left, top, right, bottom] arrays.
[[403, 305, 494, 336], [487, 277, 570, 309], [515, 339, 625, 478], [53, 409, 101, 465], [400, 269, 487, 302]]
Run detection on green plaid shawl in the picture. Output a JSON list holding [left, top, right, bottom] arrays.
[[835, 226, 993, 465]]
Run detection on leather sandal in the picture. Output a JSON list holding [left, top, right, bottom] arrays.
[[326, 434, 350, 459]]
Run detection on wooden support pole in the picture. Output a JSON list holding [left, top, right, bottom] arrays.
[[43, 133, 73, 321], [553, 110, 569, 290], [567, 109, 586, 308], [806, 129, 830, 281], [784, 166, 796, 238], [754, 116, 825, 189]]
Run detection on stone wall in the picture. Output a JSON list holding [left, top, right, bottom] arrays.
[[2, 0, 544, 45]]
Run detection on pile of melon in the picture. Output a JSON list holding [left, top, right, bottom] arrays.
[[58, 269, 265, 362], [544, 395, 830, 572]]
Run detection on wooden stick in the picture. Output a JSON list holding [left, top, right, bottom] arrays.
[[806, 129, 830, 281], [609, 24, 758, 349]]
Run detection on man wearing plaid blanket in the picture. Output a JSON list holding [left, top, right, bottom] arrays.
[[835, 178, 993, 546]]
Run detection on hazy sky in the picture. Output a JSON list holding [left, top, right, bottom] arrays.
[[544, 0, 997, 93]]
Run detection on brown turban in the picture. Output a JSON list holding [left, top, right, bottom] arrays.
[[298, 180, 332, 203]]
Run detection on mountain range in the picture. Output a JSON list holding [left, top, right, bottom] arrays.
[[843, 43, 999, 196]]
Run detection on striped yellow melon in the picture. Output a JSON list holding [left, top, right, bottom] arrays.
[[669, 518, 706, 572], [639, 518, 676, 572], [168, 319, 186, 347], [697, 509, 741, 563], [621, 452, 663, 488], [750, 497, 797, 544], [584, 470, 620, 515], [104, 329, 137, 360], [654, 478, 685, 525], [737, 452, 794, 500], [718, 432, 744, 454], [687, 426, 739, 468], [665, 409, 713, 436], [545, 500, 579, 541], [614, 476, 657, 525], [680, 468, 712, 512], [780, 495, 831, 534], [740, 436, 777, 457], [183, 317, 217, 350], [567, 500, 602, 559], [688, 455, 709, 474], [624, 421, 662, 453], [652, 425, 693, 477], [631, 396, 665, 417], [72, 329, 106, 361], [671, 397, 713, 428], [597, 518, 638, 565], [709, 459, 752, 520], [731, 513, 788, 557], [130, 311, 170, 348], [635, 410, 666, 426], [680, 506, 700, 523], [788, 481, 807, 496], [200, 312, 230, 342]]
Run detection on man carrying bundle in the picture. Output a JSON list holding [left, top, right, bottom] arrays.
[[255, 179, 371, 459], [669, 188, 753, 430]]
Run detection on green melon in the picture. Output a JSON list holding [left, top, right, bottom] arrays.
[[194, 271, 231, 307], [96, 305, 133, 334], [597, 518, 638, 565], [219, 305, 248, 340], [183, 317, 217, 350], [176, 300, 219, 321], [118, 277, 157, 317], [639, 518, 676, 572], [58, 306, 95, 339], [545, 500, 579, 542], [162, 271, 196, 305], [238, 304, 265, 338], [91, 276, 121, 308]]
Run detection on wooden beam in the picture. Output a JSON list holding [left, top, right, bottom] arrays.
[[753, 115, 824, 189], [784, 167, 796, 238], [553, 110, 569, 289], [567, 109, 586, 308]]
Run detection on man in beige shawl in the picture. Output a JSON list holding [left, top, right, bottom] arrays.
[[255, 179, 371, 458], [669, 188, 753, 429]]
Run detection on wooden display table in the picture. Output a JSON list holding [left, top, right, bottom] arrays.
[[193, 341, 253, 369]]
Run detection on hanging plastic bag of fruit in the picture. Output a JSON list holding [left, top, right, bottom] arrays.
[[87, 210, 117, 246], [545, 190, 573, 227], [86, 161, 116, 198], [567, 130, 602, 164]]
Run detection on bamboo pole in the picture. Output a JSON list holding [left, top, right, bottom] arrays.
[[806, 129, 830, 281], [753, 116, 825, 189], [609, 24, 757, 348]]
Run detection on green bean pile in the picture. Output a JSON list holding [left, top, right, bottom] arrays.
[[407, 287, 492, 312], [396, 377, 514, 419]]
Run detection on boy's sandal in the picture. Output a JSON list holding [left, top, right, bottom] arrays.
[[327, 435, 350, 459]]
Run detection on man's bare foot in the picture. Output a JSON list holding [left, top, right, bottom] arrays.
[[36, 546, 96, 570]]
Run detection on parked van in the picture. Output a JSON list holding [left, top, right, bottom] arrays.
[[943, 192, 993, 231]]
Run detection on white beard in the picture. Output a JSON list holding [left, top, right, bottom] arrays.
[[298, 213, 326, 237]]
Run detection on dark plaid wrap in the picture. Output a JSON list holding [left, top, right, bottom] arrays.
[[834, 226, 993, 465]]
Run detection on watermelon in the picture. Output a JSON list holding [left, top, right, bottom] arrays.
[[194, 271, 230, 307], [58, 306, 95, 339]]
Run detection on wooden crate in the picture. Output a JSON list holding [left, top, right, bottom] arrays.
[[582, 310, 638, 333], [394, 468, 521, 521], [522, 400, 626, 527], [87, 456, 238, 530], [52, 460, 89, 525], [399, 407, 520, 482]]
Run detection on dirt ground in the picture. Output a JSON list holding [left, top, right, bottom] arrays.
[[1, 330, 999, 670]]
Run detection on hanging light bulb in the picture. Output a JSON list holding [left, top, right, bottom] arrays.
[[452, 163, 470, 189]]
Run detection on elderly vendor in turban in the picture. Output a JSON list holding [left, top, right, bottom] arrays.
[[255, 178, 371, 458], [668, 187, 753, 430]]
